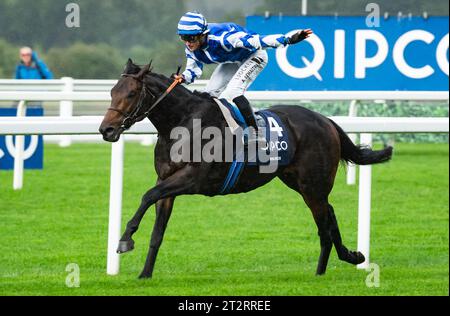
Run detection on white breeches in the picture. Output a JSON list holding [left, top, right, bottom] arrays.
[[204, 50, 268, 101]]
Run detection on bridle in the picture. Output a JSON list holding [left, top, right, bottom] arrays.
[[107, 66, 182, 130]]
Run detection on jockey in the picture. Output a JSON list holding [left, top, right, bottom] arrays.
[[175, 11, 313, 143]]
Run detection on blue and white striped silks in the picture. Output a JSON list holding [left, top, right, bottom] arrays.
[[182, 22, 291, 84]]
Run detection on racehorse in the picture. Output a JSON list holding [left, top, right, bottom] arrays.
[[99, 59, 393, 279]]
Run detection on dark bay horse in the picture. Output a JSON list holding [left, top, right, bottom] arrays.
[[99, 59, 393, 279]]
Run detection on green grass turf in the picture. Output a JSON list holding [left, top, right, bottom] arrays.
[[0, 142, 448, 296]]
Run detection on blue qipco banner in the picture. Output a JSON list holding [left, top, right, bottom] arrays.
[[0, 108, 44, 170], [246, 16, 449, 91]]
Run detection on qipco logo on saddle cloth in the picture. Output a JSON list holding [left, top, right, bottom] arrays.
[[247, 16, 449, 91], [0, 108, 43, 170]]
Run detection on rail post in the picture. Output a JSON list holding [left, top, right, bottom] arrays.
[[107, 137, 124, 275], [13, 101, 26, 190], [59, 77, 74, 147], [347, 100, 359, 185], [357, 133, 372, 269]]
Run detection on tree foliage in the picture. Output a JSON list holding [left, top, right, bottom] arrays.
[[0, 0, 186, 49], [0, 0, 188, 78], [45, 43, 124, 79], [0, 39, 19, 78]]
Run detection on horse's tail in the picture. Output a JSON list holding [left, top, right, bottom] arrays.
[[329, 119, 393, 165]]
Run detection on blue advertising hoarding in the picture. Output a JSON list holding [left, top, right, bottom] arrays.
[[246, 16, 449, 91], [0, 108, 44, 170]]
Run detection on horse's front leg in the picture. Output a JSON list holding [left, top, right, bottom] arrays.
[[117, 166, 196, 255], [138, 196, 175, 279]]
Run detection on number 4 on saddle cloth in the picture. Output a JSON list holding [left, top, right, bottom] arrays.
[[213, 98, 294, 195]]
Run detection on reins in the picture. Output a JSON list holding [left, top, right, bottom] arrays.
[[143, 74, 183, 117], [108, 66, 183, 130]]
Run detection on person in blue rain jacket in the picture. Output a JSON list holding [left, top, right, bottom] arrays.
[[15, 47, 54, 80]]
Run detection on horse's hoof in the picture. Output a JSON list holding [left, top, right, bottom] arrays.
[[138, 273, 152, 279], [355, 251, 366, 264], [315, 270, 326, 276], [117, 239, 135, 254], [349, 251, 365, 265]]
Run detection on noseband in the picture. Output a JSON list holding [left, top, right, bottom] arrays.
[[107, 74, 157, 130], [107, 73, 182, 130]]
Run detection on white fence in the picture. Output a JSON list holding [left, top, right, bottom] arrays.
[[0, 82, 448, 274], [0, 78, 209, 92], [0, 79, 208, 146], [1, 81, 448, 183], [1, 79, 447, 149], [1, 78, 448, 100]]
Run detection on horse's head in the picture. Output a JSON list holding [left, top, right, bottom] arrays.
[[99, 59, 154, 142]]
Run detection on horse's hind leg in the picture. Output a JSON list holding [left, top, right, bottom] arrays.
[[278, 173, 333, 275], [301, 194, 365, 273], [295, 193, 364, 274], [302, 196, 334, 275], [279, 163, 363, 274], [328, 204, 365, 265]]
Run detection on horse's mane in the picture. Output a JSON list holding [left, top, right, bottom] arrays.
[[145, 71, 214, 102], [191, 90, 215, 100], [123, 61, 215, 102]]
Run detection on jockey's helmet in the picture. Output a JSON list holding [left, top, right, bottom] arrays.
[[177, 12, 209, 36]]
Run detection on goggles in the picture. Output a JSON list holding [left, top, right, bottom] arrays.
[[180, 34, 201, 43]]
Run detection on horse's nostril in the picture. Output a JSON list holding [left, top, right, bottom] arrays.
[[100, 126, 115, 138], [104, 127, 115, 136]]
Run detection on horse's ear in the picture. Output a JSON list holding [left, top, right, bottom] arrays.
[[149, 60, 153, 72], [124, 58, 134, 74]]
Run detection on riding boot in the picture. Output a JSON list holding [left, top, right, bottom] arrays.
[[232, 95, 266, 146]]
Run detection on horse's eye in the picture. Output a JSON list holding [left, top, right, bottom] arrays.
[[128, 91, 137, 98]]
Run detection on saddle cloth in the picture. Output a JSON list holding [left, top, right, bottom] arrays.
[[214, 98, 293, 194]]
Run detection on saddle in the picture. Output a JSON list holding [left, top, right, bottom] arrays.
[[214, 98, 294, 194]]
